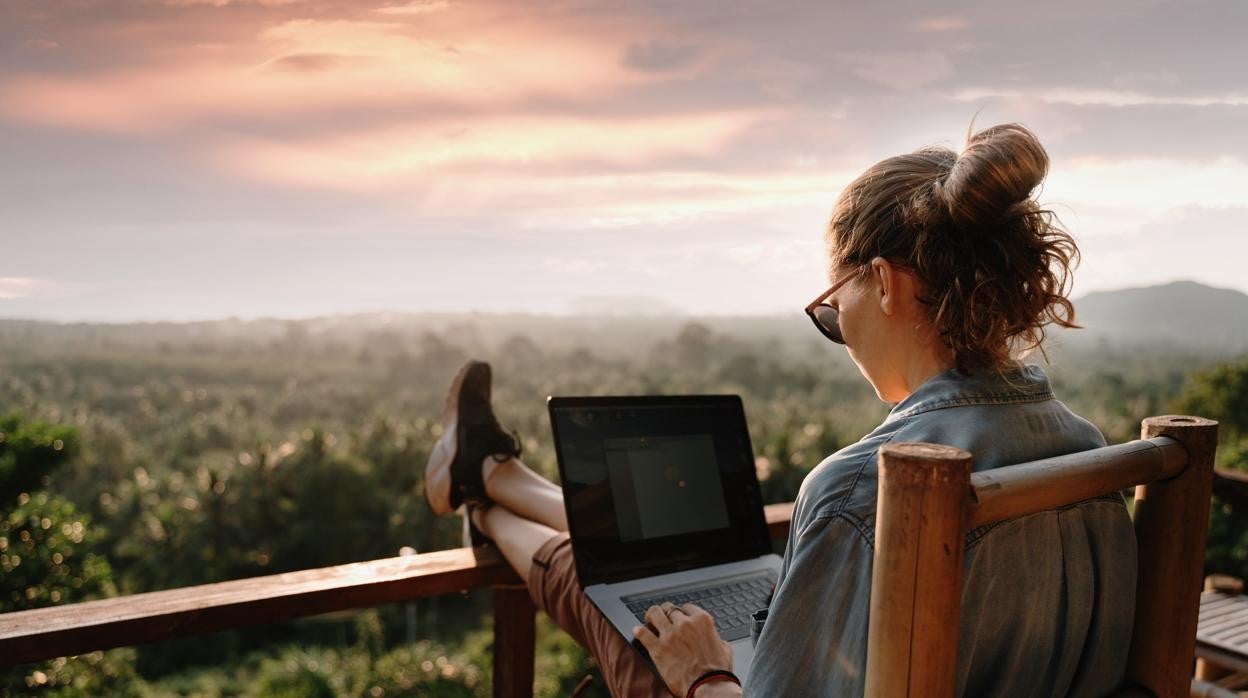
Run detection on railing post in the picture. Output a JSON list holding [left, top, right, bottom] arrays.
[[866, 443, 972, 698], [1126, 416, 1219, 698], [493, 584, 536, 698]]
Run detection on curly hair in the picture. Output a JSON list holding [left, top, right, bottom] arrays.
[[825, 123, 1080, 374]]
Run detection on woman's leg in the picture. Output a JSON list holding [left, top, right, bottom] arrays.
[[483, 456, 568, 532], [473, 502, 556, 584], [474, 461, 669, 696], [422, 360, 666, 695], [472, 456, 566, 583], [475, 505, 669, 697]]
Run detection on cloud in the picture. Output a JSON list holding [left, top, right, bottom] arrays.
[[163, 0, 302, 6], [723, 238, 820, 272], [624, 39, 700, 73], [839, 51, 955, 90], [375, 0, 450, 15], [954, 87, 1248, 107], [1045, 156, 1248, 222], [222, 109, 784, 191], [541, 257, 608, 275], [0, 278, 39, 300], [267, 52, 364, 72], [1075, 205, 1248, 295], [0, 13, 645, 132], [915, 16, 968, 32]]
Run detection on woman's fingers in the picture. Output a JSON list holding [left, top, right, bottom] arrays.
[[644, 604, 674, 633], [632, 622, 659, 649], [679, 603, 711, 626]]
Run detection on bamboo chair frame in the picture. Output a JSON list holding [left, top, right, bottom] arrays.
[[863, 415, 1220, 698]]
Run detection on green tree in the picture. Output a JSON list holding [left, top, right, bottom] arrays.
[[1173, 359, 1248, 580], [0, 412, 134, 696], [1175, 360, 1248, 441]]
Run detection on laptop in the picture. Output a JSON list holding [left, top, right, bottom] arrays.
[[547, 394, 782, 680]]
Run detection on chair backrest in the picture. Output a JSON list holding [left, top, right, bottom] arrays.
[[863, 415, 1219, 698]]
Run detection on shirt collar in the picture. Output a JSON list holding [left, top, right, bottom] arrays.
[[885, 363, 1055, 423]]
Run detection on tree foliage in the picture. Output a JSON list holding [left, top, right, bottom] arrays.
[[1174, 358, 1248, 580], [0, 412, 127, 695], [0, 318, 1241, 695]]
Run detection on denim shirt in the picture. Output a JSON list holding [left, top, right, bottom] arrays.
[[745, 364, 1136, 697]]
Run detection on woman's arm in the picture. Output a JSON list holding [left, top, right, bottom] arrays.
[[746, 514, 874, 695]]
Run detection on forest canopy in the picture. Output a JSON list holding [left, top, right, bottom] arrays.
[[1, 315, 1245, 696]]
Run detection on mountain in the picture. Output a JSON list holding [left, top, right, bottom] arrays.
[[1073, 280, 1248, 352], [2, 280, 1246, 356]]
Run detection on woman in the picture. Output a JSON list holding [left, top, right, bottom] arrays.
[[422, 123, 1136, 697]]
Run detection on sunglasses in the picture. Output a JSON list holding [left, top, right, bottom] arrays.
[[805, 262, 915, 345], [804, 268, 863, 345]]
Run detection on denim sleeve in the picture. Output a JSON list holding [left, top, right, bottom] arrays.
[[744, 514, 873, 697]]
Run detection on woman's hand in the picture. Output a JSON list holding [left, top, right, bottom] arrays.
[[634, 602, 736, 697]]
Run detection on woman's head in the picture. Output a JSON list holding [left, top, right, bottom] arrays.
[[821, 123, 1079, 398]]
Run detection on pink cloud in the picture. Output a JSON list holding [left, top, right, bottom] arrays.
[[915, 16, 969, 32], [0, 9, 649, 132], [221, 109, 785, 192], [375, 0, 450, 15]]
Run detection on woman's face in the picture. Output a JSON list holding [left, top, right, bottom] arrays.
[[826, 261, 918, 403]]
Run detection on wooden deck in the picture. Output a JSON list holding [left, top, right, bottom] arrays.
[[1200, 591, 1248, 675]]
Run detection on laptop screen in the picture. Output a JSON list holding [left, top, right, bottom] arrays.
[[548, 395, 771, 586]]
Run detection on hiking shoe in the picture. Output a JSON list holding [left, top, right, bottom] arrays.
[[423, 360, 522, 517]]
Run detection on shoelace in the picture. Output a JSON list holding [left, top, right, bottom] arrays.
[[466, 420, 523, 461]]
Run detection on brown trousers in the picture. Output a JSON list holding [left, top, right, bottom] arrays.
[[527, 533, 672, 697]]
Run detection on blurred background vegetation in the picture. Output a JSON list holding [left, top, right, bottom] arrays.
[[1, 311, 1246, 696]]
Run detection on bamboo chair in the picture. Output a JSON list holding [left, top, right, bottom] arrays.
[[862, 415, 1222, 698]]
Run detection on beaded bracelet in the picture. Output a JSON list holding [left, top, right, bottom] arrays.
[[686, 669, 741, 698]]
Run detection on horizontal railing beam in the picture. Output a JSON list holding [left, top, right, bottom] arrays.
[[969, 437, 1187, 528], [764, 501, 794, 540], [0, 501, 796, 668], [0, 546, 518, 667]]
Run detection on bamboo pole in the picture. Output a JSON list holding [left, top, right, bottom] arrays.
[[1125, 416, 1219, 698], [865, 442, 972, 698], [969, 436, 1186, 527]]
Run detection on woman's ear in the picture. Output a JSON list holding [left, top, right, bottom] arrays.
[[871, 257, 899, 316]]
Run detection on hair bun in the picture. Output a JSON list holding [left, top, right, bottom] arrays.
[[938, 123, 1049, 229]]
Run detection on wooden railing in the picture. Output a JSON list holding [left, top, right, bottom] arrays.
[[0, 502, 794, 696]]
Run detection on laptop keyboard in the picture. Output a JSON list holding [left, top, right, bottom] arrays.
[[623, 572, 777, 642]]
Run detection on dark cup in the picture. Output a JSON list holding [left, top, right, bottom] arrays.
[[750, 607, 769, 647]]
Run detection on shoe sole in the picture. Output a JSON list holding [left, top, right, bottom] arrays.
[[423, 361, 481, 516]]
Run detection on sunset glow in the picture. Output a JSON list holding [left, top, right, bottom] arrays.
[[3, 0, 1246, 320]]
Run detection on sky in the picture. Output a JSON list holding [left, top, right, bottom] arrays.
[[2, 0, 1247, 321]]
